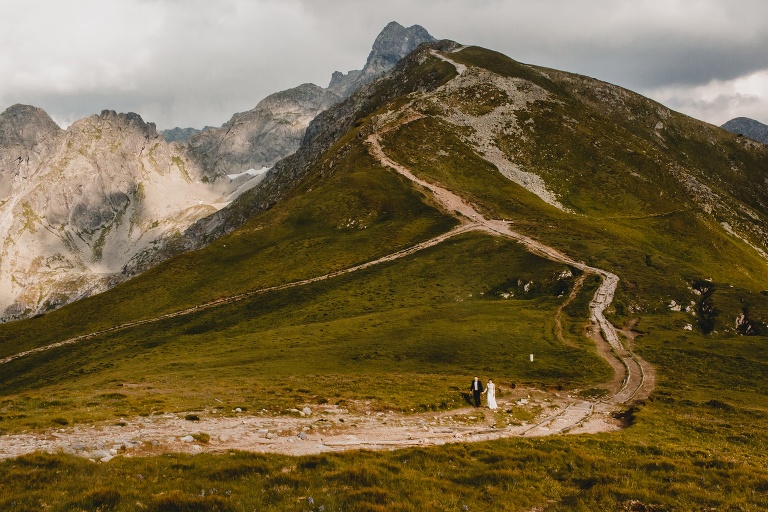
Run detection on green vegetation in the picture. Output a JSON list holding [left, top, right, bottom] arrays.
[[0, 44, 767, 510], [3, 413, 768, 511], [171, 155, 191, 181], [0, 232, 601, 430]]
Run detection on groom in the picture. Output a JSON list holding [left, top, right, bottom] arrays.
[[470, 376, 484, 407]]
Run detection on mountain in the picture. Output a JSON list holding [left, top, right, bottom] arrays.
[[161, 126, 202, 142], [721, 116, 768, 144], [1, 34, 768, 511], [0, 104, 63, 201], [0, 22, 435, 320], [0, 107, 257, 320], [328, 21, 436, 98], [184, 83, 340, 178], [178, 22, 435, 179]]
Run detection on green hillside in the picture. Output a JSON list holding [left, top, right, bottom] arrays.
[[1, 42, 768, 510]]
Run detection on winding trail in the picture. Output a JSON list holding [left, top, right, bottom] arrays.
[[0, 51, 653, 460], [366, 125, 651, 418]]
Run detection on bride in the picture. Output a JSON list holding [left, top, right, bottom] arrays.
[[486, 378, 498, 409]]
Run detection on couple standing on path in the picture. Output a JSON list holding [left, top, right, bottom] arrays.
[[470, 376, 497, 409]]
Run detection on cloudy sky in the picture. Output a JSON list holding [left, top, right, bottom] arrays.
[[2, 0, 767, 129]]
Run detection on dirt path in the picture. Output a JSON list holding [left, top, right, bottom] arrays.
[[0, 223, 480, 367], [0, 51, 653, 461], [0, 390, 623, 461], [366, 127, 650, 406]]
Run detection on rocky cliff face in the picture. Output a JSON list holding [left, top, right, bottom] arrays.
[[0, 106, 257, 320], [328, 21, 436, 98], [186, 84, 340, 179], [721, 117, 768, 145], [0, 104, 63, 202]]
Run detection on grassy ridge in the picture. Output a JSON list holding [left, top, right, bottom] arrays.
[[0, 146, 455, 358], [0, 232, 604, 430]]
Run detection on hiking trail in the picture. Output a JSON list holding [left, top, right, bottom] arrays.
[[0, 50, 653, 461]]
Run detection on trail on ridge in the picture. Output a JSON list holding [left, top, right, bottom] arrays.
[[0, 51, 654, 461]]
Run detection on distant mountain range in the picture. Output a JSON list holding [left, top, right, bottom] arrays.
[[721, 117, 768, 144], [0, 22, 435, 320]]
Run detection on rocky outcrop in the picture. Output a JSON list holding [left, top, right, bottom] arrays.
[[0, 104, 63, 202], [161, 127, 203, 142], [328, 21, 436, 98], [721, 117, 768, 145], [185, 83, 340, 179], [0, 106, 259, 320]]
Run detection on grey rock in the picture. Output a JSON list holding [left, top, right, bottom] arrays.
[[161, 126, 201, 142], [328, 21, 436, 98], [186, 83, 340, 178], [0, 106, 254, 320], [91, 449, 110, 459], [721, 117, 768, 144], [0, 104, 63, 203], [302, 407, 312, 416], [297, 431, 309, 440], [180, 435, 195, 443]]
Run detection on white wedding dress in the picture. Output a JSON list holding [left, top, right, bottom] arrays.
[[486, 382, 498, 409]]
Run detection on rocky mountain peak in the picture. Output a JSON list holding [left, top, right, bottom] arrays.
[[721, 117, 768, 145], [186, 83, 340, 177], [0, 104, 64, 202], [0, 103, 62, 149], [93, 110, 159, 137], [366, 21, 435, 72], [328, 21, 436, 98]]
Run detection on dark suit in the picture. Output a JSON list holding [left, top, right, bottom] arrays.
[[470, 378, 484, 407]]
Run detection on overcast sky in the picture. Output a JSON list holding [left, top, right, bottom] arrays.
[[2, 0, 767, 129]]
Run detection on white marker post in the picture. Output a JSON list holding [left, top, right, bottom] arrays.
[[530, 354, 534, 362]]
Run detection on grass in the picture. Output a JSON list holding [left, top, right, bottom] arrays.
[[0, 232, 605, 431], [2, 407, 768, 511]]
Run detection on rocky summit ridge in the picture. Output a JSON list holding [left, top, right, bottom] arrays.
[[328, 21, 436, 98]]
